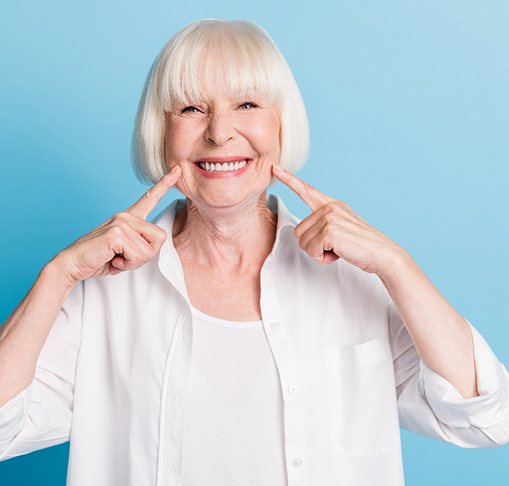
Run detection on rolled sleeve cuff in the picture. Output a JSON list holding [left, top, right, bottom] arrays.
[[419, 319, 509, 429], [0, 382, 33, 452]]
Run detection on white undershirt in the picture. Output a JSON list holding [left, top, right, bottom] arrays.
[[181, 304, 287, 486]]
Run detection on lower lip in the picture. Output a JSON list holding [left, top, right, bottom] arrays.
[[193, 160, 251, 178]]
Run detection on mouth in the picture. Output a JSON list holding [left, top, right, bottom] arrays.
[[193, 158, 252, 178]]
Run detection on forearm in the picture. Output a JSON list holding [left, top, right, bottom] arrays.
[[0, 255, 76, 407], [378, 249, 480, 399]]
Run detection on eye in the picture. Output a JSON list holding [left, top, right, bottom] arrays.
[[181, 106, 202, 113], [239, 101, 259, 110]]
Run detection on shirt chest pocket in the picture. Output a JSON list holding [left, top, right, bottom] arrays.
[[324, 333, 401, 456]]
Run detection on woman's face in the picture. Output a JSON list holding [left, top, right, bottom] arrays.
[[164, 90, 280, 209]]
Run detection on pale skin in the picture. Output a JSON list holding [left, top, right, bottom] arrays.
[[271, 165, 480, 400], [163, 89, 479, 400], [163, 91, 281, 321], [0, 89, 479, 410]]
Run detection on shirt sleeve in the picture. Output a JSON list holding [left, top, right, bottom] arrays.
[[0, 280, 84, 461], [388, 300, 509, 448]]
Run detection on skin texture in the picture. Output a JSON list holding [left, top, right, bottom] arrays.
[[164, 91, 280, 266], [271, 165, 480, 399], [163, 91, 281, 321], [162, 85, 480, 399]]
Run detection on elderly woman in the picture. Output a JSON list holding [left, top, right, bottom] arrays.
[[0, 18, 508, 486]]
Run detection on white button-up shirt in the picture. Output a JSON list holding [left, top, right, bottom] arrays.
[[1, 194, 508, 486]]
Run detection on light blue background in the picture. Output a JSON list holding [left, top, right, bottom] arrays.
[[1, 1, 508, 484]]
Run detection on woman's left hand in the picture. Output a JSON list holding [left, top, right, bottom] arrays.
[[272, 164, 407, 276]]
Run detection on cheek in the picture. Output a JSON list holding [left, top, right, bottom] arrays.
[[165, 119, 199, 159], [176, 163, 197, 189], [249, 116, 280, 155], [175, 172, 196, 198], [165, 130, 186, 158]]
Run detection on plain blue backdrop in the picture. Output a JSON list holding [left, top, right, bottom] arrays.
[[1, 0, 508, 484]]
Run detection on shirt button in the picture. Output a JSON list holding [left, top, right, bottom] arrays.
[[270, 320, 281, 331], [292, 457, 303, 467], [288, 384, 299, 394]]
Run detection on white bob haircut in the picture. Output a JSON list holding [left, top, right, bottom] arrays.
[[131, 18, 310, 185]]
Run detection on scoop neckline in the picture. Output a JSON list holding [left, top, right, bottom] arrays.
[[189, 304, 263, 329]]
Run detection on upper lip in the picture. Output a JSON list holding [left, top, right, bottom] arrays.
[[194, 156, 252, 163]]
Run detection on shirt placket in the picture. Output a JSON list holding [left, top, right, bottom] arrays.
[[260, 254, 308, 486], [156, 234, 193, 486]]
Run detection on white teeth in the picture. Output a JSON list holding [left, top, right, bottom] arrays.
[[198, 160, 248, 172]]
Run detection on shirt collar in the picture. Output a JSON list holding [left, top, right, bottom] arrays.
[[152, 193, 300, 300]]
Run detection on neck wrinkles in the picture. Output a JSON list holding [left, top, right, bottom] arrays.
[[171, 192, 278, 272]]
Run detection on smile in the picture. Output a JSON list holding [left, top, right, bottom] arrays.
[[198, 160, 248, 172], [194, 159, 252, 178]]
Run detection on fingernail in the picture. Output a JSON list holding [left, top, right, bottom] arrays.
[[170, 165, 180, 174], [273, 164, 285, 174]]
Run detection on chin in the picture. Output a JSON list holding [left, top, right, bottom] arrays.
[[194, 188, 264, 209]]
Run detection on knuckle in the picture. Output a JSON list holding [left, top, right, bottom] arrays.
[[142, 244, 155, 259], [323, 205, 340, 221], [106, 225, 128, 247], [323, 211, 336, 222], [149, 225, 167, 243], [108, 225, 124, 238], [326, 200, 344, 212], [152, 240, 165, 254], [113, 211, 130, 221], [115, 222, 132, 234], [136, 238, 155, 259], [157, 228, 168, 241], [127, 251, 143, 266]]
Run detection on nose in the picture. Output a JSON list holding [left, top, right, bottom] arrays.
[[204, 113, 235, 146]]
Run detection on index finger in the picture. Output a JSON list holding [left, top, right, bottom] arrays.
[[272, 164, 331, 211], [127, 165, 182, 220]]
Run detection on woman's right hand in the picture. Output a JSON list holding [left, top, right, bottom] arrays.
[[53, 165, 182, 285]]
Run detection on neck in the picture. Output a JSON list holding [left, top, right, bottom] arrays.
[[172, 192, 277, 273]]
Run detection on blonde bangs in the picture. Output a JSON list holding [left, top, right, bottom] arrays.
[[160, 21, 284, 112]]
